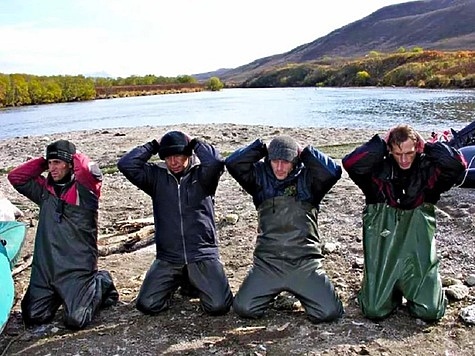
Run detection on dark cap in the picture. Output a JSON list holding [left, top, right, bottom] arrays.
[[158, 131, 191, 160], [46, 140, 76, 163], [267, 136, 298, 162]]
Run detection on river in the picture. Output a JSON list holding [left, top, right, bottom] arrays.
[[0, 87, 474, 140]]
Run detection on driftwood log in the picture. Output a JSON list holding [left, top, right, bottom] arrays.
[[98, 218, 155, 257], [12, 255, 33, 276], [10, 217, 156, 276]]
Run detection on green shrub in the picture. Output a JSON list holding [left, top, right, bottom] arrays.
[[206, 77, 224, 91]]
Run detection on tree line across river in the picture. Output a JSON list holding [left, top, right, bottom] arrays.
[[1, 49, 474, 108], [0, 74, 224, 108]]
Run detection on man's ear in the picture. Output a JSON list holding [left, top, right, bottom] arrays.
[[415, 133, 426, 153], [386, 142, 393, 155]]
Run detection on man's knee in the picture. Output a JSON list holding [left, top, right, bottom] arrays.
[[408, 299, 446, 322], [202, 298, 232, 316], [306, 302, 344, 323], [22, 310, 55, 327], [63, 309, 93, 330], [96, 270, 119, 308], [359, 301, 394, 320], [232, 296, 264, 319], [21, 298, 56, 327], [63, 316, 89, 330], [136, 295, 169, 315], [357, 289, 398, 320], [136, 297, 154, 314]]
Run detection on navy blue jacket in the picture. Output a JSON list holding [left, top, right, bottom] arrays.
[[117, 139, 224, 264]]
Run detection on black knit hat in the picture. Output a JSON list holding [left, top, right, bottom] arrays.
[[267, 136, 298, 162], [46, 140, 76, 163], [158, 131, 191, 159]]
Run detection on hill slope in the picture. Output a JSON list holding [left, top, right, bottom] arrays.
[[198, 0, 475, 83]]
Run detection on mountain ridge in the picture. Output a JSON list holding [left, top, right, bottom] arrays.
[[195, 0, 475, 83]]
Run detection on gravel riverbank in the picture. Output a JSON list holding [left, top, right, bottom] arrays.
[[1, 123, 475, 355]]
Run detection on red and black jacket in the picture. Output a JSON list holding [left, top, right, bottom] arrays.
[[342, 134, 466, 210], [7, 153, 102, 290]]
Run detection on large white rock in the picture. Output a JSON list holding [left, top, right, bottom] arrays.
[[0, 197, 23, 221], [460, 305, 475, 324]]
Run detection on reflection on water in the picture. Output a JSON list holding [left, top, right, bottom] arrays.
[[0, 87, 474, 139]]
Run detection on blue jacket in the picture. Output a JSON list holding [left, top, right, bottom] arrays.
[[225, 138, 342, 210], [117, 139, 224, 264], [225, 138, 342, 260]]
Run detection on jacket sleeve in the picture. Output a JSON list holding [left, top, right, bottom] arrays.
[[424, 141, 467, 192], [73, 152, 102, 198], [7, 157, 48, 205], [342, 134, 387, 192], [300, 146, 342, 203], [117, 141, 156, 196], [192, 139, 224, 195], [225, 139, 267, 196]]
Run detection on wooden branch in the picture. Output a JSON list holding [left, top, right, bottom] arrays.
[[115, 217, 154, 227], [9, 225, 156, 274], [12, 255, 33, 276], [98, 225, 155, 257]]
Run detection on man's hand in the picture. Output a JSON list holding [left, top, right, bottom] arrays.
[[186, 137, 198, 155], [297, 144, 303, 157], [414, 131, 426, 153], [150, 139, 160, 155], [183, 132, 192, 143]]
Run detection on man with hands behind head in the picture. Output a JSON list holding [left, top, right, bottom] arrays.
[[117, 131, 233, 316], [342, 124, 466, 322], [225, 135, 344, 324], [8, 139, 118, 330]]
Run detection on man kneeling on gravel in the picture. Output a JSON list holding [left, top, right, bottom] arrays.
[[118, 131, 233, 316], [343, 124, 466, 322], [225, 135, 344, 323], [8, 139, 119, 330]]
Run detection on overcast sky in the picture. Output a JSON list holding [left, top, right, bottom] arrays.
[[0, 0, 414, 78]]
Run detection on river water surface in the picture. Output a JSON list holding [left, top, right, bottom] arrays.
[[0, 87, 474, 139]]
